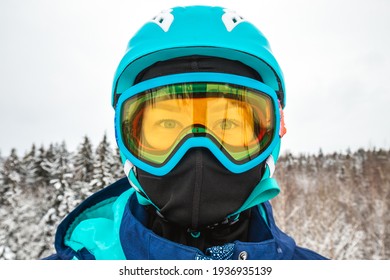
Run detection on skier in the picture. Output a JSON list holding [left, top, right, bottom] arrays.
[[45, 6, 327, 260]]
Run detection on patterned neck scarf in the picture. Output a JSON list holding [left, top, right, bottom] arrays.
[[195, 243, 235, 260]]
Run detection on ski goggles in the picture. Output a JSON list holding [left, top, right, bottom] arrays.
[[115, 73, 280, 176]]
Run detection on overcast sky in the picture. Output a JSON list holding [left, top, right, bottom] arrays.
[[0, 0, 389, 157]]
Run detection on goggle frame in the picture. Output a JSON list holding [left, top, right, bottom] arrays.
[[115, 72, 280, 176]]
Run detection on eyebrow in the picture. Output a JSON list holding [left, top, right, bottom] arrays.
[[209, 101, 247, 112], [150, 102, 183, 112]]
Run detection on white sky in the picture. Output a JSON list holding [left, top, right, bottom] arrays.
[[0, 0, 389, 157]]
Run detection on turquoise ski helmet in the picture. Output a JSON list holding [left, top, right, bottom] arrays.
[[112, 6, 286, 211], [112, 6, 285, 108]]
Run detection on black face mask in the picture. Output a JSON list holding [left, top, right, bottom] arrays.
[[137, 148, 264, 231]]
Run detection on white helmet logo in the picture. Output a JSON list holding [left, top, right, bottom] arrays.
[[150, 9, 174, 32], [222, 9, 246, 32]]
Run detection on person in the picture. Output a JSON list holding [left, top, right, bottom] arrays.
[[44, 5, 327, 260]]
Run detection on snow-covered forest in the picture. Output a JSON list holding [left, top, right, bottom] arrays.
[[0, 135, 389, 259]]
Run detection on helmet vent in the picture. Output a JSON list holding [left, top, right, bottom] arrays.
[[155, 17, 164, 24], [150, 9, 174, 32], [222, 9, 245, 32]]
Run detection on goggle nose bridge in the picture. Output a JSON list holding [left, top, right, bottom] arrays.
[[191, 124, 207, 135]]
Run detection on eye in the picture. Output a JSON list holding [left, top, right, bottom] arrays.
[[217, 119, 238, 130], [158, 119, 181, 129]]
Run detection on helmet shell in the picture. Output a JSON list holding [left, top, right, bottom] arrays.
[[112, 6, 285, 108]]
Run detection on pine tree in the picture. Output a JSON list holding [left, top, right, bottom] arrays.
[[48, 142, 73, 190], [35, 145, 49, 187], [73, 135, 94, 183], [0, 149, 21, 207], [112, 146, 124, 180], [39, 143, 74, 232], [40, 144, 56, 186], [72, 135, 96, 199], [90, 133, 115, 189], [20, 144, 38, 188]]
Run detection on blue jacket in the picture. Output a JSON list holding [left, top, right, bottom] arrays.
[[44, 177, 327, 260]]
